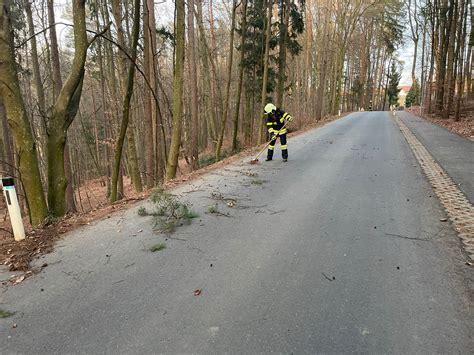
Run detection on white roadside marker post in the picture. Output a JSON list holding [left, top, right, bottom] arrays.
[[1, 177, 26, 241]]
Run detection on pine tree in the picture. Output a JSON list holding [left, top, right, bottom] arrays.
[[387, 62, 401, 107], [405, 79, 421, 108]]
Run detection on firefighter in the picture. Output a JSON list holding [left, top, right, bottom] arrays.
[[264, 103, 293, 162]]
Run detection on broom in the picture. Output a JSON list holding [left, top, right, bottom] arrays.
[[250, 121, 289, 164]]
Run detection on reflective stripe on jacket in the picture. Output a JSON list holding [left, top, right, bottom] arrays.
[[267, 108, 290, 135]]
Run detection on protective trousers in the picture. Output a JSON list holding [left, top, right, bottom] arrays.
[[267, 133, 288, 160]]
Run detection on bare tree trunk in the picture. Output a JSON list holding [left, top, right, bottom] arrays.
[[111, 0, 141, 202], [243, 80, 252, 145], [435, 0, 450, 113], [467, 1, 474, 97], [216, 0, 237, 160], [48, 0, 61, 97], [111, 0, 142, 193], [257, 0, 273, 145], [0, 0, 48, 225], [420, 17, 427, 109], [304, 0, 314, 108], [442, 0, 458, 119], [406, 0, 420, 85], [232, 0, 248, 151], [276, 0, 290, 107], [187, 0, 199, 169], [166, 0, 185, 180], [427, 0, 438, 113], [143, 0, 155, 187], [0, 98, 14, 176], [455, 0, 468, 121], [315, 58, 327, 120], [47, 0, 77, 214], [196, 0, 217, 147], [46, 0, 89, 217], [25, 1, 46, 117]]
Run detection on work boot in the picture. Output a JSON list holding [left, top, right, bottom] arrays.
[[265, 157, 272, 161], [282, 158, 288, 162]]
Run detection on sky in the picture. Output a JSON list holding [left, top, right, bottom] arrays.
[[398, 43, 416, 86]]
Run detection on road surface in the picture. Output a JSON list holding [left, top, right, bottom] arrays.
[[1, 111, 472, 354]]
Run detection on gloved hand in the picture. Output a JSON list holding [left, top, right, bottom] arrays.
[[271, 134, 277, 141], [285, 115, 293, 122]]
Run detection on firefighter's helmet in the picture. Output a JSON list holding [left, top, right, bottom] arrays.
[[264, 103, 276, 114]]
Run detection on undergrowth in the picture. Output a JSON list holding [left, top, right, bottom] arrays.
[[198, 147, 241, 168], [138, 188, 198, 233]]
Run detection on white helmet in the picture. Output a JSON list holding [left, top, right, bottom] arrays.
[[264, 103, 276, 114]]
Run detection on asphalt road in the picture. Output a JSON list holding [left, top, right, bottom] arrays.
[[1, 112, 472, 354]]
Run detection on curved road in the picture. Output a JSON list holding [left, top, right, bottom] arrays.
[[1, 112, 472, 353]]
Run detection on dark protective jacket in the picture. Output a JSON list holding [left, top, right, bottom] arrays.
[[266, 108, 291, 136]]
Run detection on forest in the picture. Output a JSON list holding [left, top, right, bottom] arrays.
[[0, 0, 472, 227]]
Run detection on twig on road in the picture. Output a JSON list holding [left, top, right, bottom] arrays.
[[166, 236, 188, 241], [188, 246, 205, 254], [181, 189, 204, 194], [322, 272, 334, 281], [206, 211, 234, 218], [384, 233, 430, 242], [268, 209, 285, 215]]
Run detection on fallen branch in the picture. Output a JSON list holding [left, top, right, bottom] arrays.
[[268, 209, 285, 215], [322, 272, 334, 281], [384, 233, 430, 242]]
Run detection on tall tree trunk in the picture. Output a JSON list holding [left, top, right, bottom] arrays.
[[420, 17, 427, 109], [48, 0, 61, 97], [455, 0, 468, 121], [467, 1, 474, 97], [97, 0, 112, 196], [166, 0, 185, 180], [111, 0, 142, 193], [0, 98, 14, 176], [0, 0, 48, 225], [196, 0, 217, 147], [412, 40, 418, 84], [110, 0, 141, 202], [232, 0, 248, 151], [427, 0, 438, 113], [407, 0, 420, 86], [143, 0, 155, 187], [187, 0, 199, 169], [207, 0, 224, 125], [144, 0, 165, 185], [243, 80, 252, 145], [257, 0, 273, 145], [442, 0, 458, 119], [276, 0, 290, 107], [216, 0, 237, 160], [435, 0, 450, 113], [304, 0, 314, 108], [315, 58, 327, 119], [47, 0, 77, 214], [25, 1, 46, 117], [46, 0, 88, 217]]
